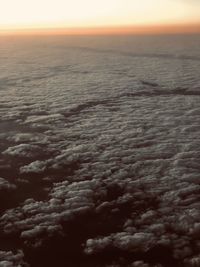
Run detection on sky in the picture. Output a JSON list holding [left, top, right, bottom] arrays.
[[0, 0, 200, 33]]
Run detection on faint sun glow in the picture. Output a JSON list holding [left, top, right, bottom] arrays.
[[0, 0, 199, 31]]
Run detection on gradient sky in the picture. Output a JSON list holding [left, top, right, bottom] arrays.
[[0, 0, 200, 31]]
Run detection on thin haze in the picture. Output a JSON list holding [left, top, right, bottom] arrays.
[[0, 0, 200, 30]]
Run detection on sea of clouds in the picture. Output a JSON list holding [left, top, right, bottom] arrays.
[[0, 35, 200, 267]]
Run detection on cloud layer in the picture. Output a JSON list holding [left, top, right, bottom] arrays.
[[0, 35, 200, 267]]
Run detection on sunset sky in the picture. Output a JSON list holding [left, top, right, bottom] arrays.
[[0, 0, 200, 33]]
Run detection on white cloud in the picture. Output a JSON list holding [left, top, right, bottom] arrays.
[[0, 178, 16, 191], [0, 250, 27, 267]]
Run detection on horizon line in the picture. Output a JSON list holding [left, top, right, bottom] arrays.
[[1, 23, 200, 36]]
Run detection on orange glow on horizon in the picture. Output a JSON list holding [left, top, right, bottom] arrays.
[[0, 23, 200, 36], [0, 0, 200, 34]]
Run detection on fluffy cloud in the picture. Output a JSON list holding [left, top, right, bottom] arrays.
[[0, 178, 16, 191], [0, 250, 27, 267], [3, 144, 41, 158]]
